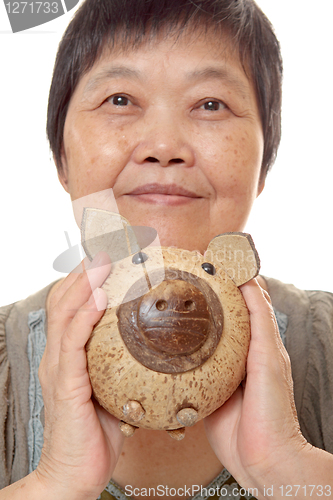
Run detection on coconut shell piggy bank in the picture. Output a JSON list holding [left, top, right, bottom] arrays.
[[82, 208, 260, 440]]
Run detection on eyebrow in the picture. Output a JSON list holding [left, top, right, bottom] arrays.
[[185, 67, 250, 99], [83, 64, 250, 99], [83, 66, 143, 95]]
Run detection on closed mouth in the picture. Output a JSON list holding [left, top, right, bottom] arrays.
[[127, 183, 201, 198]]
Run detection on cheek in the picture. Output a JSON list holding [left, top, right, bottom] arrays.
[[199, 126, 263, 196], [87, 125, 132, 164], [63, 120, 133, 196]]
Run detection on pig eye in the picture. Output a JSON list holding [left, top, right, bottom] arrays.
[[132, 252, 149, 264], [201, 262, 216, 275]]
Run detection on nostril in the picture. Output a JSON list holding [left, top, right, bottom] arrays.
[[184, 300, 195, 311], [145, 157, 184, 164], [156, 299, 168, 311]]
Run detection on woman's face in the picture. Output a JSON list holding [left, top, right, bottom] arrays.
[[59, 30, 264, 252]]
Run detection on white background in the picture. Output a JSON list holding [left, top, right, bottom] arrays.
[[0, 0, 332, 306]]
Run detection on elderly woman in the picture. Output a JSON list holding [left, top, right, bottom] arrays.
[[1, 0, 332, 498]]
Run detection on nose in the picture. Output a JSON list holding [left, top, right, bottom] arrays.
[[137, 279, 211, 355], [132, 112, 195, 168]]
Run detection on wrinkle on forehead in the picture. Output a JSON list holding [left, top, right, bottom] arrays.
[[81, 27, 252, 98]]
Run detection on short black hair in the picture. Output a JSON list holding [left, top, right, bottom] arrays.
[[47, 0, 283, 180]]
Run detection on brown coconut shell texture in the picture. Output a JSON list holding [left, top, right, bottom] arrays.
[[86, 245, 252, 431]]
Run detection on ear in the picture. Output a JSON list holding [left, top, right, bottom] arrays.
[[81, 208, 165, 305], [204, 232, 260, 286], [81, 208, 141, 262], [56, 147, 70, 193], [257, 177, 266, 197]]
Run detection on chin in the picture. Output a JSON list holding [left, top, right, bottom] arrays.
[[116, 195, 215, 251], [118, 210, 206, 253], [150, 225, 203, 253]]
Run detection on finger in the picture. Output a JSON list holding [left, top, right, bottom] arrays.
[[205, 385, 243, 438], [62, 287, 108, 353], [42, 287, 108, 380], [54, 252, 111, 316], [240, 279, 294, 403], [48, 256, 90, 308], [93, 400, 125, 460], [47, 252, 111, 337], [56, 287, 108, 382], [240, 279, 282, 351], [45, 253, 111, 365]]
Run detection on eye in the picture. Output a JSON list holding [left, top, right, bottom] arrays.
[[200, 100, 226, 111], [132, 252, 149, 264], [201, 262, 216, 275], [107, 94, 132, 106]]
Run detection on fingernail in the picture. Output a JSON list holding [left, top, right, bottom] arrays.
[[86, 253, 111, 291], [87, 252, 107, 270], [88, 287, 108, 311]]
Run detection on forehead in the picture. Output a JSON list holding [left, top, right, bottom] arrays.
[[77, 29, 254, 101]]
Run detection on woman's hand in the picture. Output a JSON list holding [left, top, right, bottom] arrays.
[[204, 278, 309, 496], [36, 252, 124, 500]]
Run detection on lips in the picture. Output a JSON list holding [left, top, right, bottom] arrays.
[[127, 183, 201, 198], [125, 183, 202, 206]]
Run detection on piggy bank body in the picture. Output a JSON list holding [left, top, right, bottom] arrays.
[[83, 209, 260, 438]]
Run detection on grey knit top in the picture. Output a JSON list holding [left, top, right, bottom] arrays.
[[0, 277, 332, 495]]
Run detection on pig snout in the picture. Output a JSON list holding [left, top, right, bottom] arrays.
[[137, 280, 211, 355]]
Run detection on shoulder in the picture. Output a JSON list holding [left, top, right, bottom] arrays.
[[0, 280, 61, 322], [0, 303, 15, 361], [0, 280, 60, 487], [264, 276, 333, 361], [0, 280, 60, 357], [264, 276, 333, 312], [0, 279, 63, 337], [264, 276, 333, 363], [0, 279, 61, 408], [264, 276, 333, 453]]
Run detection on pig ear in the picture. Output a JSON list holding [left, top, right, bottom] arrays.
[[205, 232, 260, 286], [81, 208, 141, 262]]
